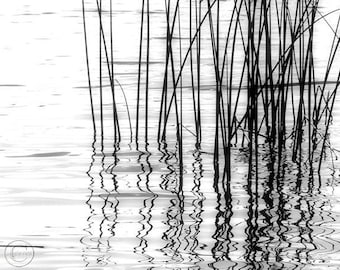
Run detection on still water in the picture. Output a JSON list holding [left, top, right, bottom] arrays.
[[1, 0, 340, 269]]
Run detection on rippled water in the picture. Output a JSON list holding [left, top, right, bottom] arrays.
[[2, 0, 340, 269]]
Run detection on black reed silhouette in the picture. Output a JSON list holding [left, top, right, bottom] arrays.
[[82, 0, 340, 179], [81, 2, 340, 267], [82, 122, 340, 269]]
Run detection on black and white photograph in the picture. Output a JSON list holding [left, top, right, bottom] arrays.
[[1, 0, 340, 269]]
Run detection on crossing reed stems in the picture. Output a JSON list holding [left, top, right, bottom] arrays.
[[84, 0, 340, 176]]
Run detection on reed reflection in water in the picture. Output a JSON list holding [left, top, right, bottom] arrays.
[[80, 136, 340, 269], [80, 0, 340, 269]]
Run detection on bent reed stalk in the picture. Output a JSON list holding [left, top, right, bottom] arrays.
[[82, 0, 340, 176]]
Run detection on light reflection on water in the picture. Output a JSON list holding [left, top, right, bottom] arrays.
[[81, 137, 340, 269], [1, 0, 340, 269]]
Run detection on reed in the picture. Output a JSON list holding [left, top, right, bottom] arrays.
[[135, 0, 151, 145], [90, 0, 122, 146], [145, 0, 150, 143], [83, 0, 340, 176], [136, 0, 145, 143], [81, 0, 96, 133], [109, 0, 120, 143], [99, 0, 104, 147]]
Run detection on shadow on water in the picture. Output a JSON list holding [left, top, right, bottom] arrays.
[[80, 132, 340, 269]]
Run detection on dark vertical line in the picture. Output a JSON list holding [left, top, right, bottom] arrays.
[[99, 0, 104, 149], [136, 0, 145, 144], [110, 0, 119, 144], [82, 0, 96, 134], [215, 0, 220, 177], [157, 0, 170, 143], [145, 0, 150, 143], [197, 0, 202, 146], [178, 3, 183, 176], [189, 0, 198, 143]]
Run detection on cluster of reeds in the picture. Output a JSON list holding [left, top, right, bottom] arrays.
[[82, 0, 340, 177]]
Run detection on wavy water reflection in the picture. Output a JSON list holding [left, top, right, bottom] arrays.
[[80, 2, 340, 265], [81, 136, 340, 269], [2, 0, 340, 269]]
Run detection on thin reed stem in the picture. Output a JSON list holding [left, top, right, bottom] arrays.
[[82, 0, 96, 134]]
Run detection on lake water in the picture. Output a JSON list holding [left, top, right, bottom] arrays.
[[1, 0, 340, 269]]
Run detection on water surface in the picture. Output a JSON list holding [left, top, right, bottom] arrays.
[[1, 1, 340, 269]]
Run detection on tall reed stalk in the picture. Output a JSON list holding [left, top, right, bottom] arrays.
[[82, 0, 96, 133], [83, 0, 340, 176]]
